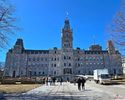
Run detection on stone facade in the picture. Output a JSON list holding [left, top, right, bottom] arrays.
[[4, 18, 123, 80]]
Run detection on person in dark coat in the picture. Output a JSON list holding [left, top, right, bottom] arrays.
[[45, 77, 48, 86], [77, 77, 82, 91], [52, 77, 56, 85], [81, 77, 86, 90], [60, 77, 63, 85]]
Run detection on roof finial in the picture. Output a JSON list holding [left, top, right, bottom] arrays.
[[66, 11, 69, 19]]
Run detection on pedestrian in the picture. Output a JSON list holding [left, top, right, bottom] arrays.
[[42, 77, 45, 84], [48, 77, 52, 86], [60, 77, 63, 85], [45, 77, 48, 86], [67, 78, 69, 82], [52, 77, 56, 85], [77, 77, 82, 91], [81, 77, 86, 90]]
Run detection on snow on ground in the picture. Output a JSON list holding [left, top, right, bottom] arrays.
[[0, 81, 125, 100]]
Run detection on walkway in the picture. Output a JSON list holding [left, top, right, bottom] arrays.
[[0, 81, 123, 100]]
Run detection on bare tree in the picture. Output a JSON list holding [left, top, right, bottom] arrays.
[[0, 0, 18, 48], [0, 62, 4, 70], [107, 0, 125, 51]]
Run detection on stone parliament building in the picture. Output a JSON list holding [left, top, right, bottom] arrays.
[[4, 18, 123, 80]]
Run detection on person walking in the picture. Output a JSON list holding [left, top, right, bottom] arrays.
[[81, 77, 86, 90], [52, 77, 56, 85], [77, 77, 82, 91], [48, 77, 52, 86], [45, 77, 48, 86], [60, 77, 63, 85]]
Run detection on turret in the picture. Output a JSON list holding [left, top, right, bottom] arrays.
[[89, 45, 102, 51], [61, 18, 73, 49], [107, 40, 116, 54], [13, 39, 24, 54]]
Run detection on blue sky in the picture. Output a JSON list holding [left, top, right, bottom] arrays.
[[0, 0, 121, 62]]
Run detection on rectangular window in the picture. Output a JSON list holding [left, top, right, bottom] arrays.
[[41, 58, 43, 61], [33, 58, 35, 61], [21, 71, 23, 75], [52, 58, 53, 61], [64, 56, 66, 60], [41, 64, 43, 67], [64, 63, 66, 66], [39, 72, 41, 75], [37, 58, 39, 61], [45, 58, 47, 61], [78, 58, 80, 61], [54, 71, 56, 75], [51, 64, 53, 67], [69, 63, 71, 66], [54, 64, 56, 67], [34, 72, 36, 76]]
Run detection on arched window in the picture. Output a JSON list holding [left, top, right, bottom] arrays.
[[12, 71, 16, 78], [54, 71, 56, 75]]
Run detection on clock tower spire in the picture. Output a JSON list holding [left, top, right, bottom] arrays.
[[61, 17, 73, 50]]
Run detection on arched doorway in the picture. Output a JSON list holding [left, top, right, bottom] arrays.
[[12, 71, 16, 78], [29, 71, 32, 78], [113, 69, 116, 75]]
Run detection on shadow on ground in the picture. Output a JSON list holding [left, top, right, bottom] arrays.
[[0, 92, 95, 100]]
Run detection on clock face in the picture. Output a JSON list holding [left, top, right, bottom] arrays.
[[66, 40, 69, 42]]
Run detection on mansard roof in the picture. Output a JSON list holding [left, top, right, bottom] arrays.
[[8, 48, 120, 55], [84, 50, 120, 54], [24, 50, 49, 54], [84, 50, 108, 54]]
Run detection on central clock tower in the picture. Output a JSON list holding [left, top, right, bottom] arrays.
[[61, 18, 73, 50], [61, 18, 74, 81]]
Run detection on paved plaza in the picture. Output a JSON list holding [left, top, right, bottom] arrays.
[[0, 81, 125, 100]]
